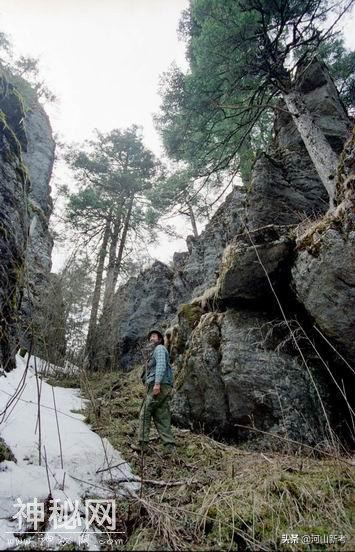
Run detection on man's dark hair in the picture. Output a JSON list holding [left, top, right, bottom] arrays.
[[147, 329, 164, 342]]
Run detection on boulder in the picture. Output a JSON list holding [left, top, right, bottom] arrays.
[[172, 309, 329, 450], [216, 224, 294, 303]]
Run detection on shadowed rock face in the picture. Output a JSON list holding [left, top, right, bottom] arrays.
[[246, 148, 329, 230], [215, 224, 294, 303], [20, 100, 55, 350], [275, 58, 350, 154], [293, 228, 354, 364], [101, 261, 176, 371], [0, 76, 55, 370], [246, 59, 351, 231], [0, 80, 29, 371], [292, 130, 355, 366]]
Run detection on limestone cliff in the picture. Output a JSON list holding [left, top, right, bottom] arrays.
[[0, 73, 55, 370]]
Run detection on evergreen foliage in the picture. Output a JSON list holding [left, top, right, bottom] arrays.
[[156, 0, 355, 182], [64, 125, 161, 368]]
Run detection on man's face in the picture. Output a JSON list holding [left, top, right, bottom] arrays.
[[149, 333, 161, 345]]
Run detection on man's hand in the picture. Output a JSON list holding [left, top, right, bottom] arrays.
[[153, 383, 161, 396]]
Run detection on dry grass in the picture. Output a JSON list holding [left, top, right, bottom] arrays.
[[42, 368, 82, 389], [75, 367, 355, 551], [292, 203, 348, 255]]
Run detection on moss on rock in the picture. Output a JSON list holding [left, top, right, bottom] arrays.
[[178, 303, 204, 328]]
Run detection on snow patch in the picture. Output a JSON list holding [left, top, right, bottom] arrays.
[[0, 354, 138, 550]]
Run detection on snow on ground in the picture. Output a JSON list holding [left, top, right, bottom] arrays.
[[0, 354, 138, 550]]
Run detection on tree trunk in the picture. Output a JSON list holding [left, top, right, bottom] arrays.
[[102, 216, 122, 313], [283, 89, 339, 207], [187, 201, 199, 238], [85, 217, 110, 365], [113, 194, 134, 289], [100, 194, 135, 371], [100, 194, 134, 318]]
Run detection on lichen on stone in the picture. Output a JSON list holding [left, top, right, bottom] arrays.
[[178, 302, 204, 328]]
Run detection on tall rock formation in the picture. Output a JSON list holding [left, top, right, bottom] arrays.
[[169, 61, 352, 449], [168, 60, 352, 449], [245, 58, 350, 230], [20, 97, 55, 352], [292, 128, 355, 366], [100, 60, 353, 451], [0, 77, 29, 371], [0, 73, 55, 370]]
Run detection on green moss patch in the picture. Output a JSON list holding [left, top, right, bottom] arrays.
[[178, 303, 204, 328]]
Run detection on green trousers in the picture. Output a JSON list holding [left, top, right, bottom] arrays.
[[138, 383, 175, 447]]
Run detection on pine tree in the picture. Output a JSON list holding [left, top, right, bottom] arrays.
[[157, 0, 354, 205], [65, 125, 158, 369]]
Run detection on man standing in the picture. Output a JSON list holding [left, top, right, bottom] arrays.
[[133, 329, 175, 455]]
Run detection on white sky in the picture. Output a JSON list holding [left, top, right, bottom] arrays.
[[0, 0, 189, 150], [0, 0, 191, 271], [0, 0, 354, 272]]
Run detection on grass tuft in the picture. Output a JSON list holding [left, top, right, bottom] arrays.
[[71, 366, 355, 551]]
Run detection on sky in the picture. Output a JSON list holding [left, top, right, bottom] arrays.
[[0, 0, 354, 272], [0, 0, 190, 271], [0, 0, 189, 150]]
